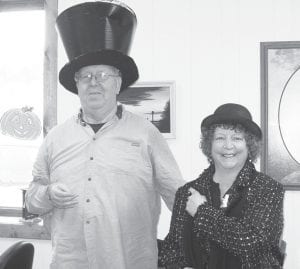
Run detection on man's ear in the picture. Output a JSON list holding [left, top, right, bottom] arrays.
[[115, 77, 122, 95]]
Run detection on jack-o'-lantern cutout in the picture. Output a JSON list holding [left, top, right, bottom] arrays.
[[0, 107, 42, 140]]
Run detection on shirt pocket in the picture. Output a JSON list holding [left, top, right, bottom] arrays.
[[105, 140, 150, 174]]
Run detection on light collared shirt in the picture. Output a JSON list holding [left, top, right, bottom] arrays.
[[26, 107, 184, 269]]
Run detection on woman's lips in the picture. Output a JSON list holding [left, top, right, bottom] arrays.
[[222, 153, 235, 158]]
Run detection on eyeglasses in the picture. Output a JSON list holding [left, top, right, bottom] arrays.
[[75, 71, 120, 84]]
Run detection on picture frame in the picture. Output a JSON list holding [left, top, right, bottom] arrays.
[[118, 81, 176, 139], [261, 41, 300, 190]]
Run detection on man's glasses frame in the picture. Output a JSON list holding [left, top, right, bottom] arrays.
[[74, 70, 121, 84]]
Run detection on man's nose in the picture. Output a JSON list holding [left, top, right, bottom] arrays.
[[89, 75, 98, 85]]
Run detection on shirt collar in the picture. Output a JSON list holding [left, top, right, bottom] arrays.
[[202, 159, 255, 192], [231, 160, 256, 189], [76, 105, 123, 126]]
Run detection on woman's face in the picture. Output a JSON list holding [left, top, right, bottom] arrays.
[[211, 126, 248, 171]]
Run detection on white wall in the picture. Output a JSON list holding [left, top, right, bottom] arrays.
[[2, 1, 299, 268]]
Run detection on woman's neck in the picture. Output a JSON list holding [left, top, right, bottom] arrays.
[[213, 167, 240, 196]]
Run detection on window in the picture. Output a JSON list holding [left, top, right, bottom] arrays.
[[0, 0, 57, 239]]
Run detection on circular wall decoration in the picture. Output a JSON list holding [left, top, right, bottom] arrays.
[[0, 106, 42, 140], [278, 66, 300, 165]]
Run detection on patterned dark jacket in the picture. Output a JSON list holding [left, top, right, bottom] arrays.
[[158, 161, 284, 269]]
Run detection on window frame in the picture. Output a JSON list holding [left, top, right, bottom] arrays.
[[0, 0, 57, 240]]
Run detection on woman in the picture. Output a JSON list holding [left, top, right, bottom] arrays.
[[158, 103, 284, 269]]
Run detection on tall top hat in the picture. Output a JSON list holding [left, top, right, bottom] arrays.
[[56, 1, 139, 94], [201, 103, 262, 139]]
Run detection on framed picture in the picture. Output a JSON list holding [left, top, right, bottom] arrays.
[[118, 81, 175, 138], [261, 41, 300, 190]]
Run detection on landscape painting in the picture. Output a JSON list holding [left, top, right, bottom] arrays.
[[118, 81, 175, 138]]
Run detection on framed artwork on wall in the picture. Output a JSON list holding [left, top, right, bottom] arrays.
[[118, 81, 176, 139], [261, 41, 300, 190]]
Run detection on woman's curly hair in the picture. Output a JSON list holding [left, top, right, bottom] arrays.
[[200, 123, 262, 163]]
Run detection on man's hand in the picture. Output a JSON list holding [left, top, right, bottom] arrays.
[[185, 187, 207, 217], [47, 183, 78, 209]]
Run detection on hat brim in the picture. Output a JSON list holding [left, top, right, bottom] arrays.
[[201, 114, 262, 139], [59, 50, 139, 94]]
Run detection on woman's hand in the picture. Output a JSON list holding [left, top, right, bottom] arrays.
[[185, 187, 207, 217]]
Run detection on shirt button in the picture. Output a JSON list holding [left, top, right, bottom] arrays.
[[86, 199, 90, 203], [88, 177, 91, 181], [90, 157, 93, 160], [93, 137, 96, 141], [86, 220, 90, 224]]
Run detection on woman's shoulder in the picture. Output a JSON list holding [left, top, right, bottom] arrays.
[[253, 170, 284, 193], [176, 175, 207, 196], [177, 179, 196, 191]]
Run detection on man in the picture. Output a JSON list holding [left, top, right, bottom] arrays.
[[25, 1, 184, 269]]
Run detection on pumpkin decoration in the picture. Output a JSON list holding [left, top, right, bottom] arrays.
[[0, 106, 42, 140]]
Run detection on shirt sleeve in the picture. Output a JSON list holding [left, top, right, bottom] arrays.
[[192, 178, 284, 258], [25, 138, 54, 215], [147, 125, 185, 210]]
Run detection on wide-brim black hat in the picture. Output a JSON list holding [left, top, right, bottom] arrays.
[[56, 1, 139, 94], [201, 103, 262, 139]]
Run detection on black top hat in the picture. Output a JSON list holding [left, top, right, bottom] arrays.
[[56, 1, 139, 94], [201, 103, 262, 139]]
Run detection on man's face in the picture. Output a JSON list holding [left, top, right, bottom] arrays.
[[75, 65, 121, 111]]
